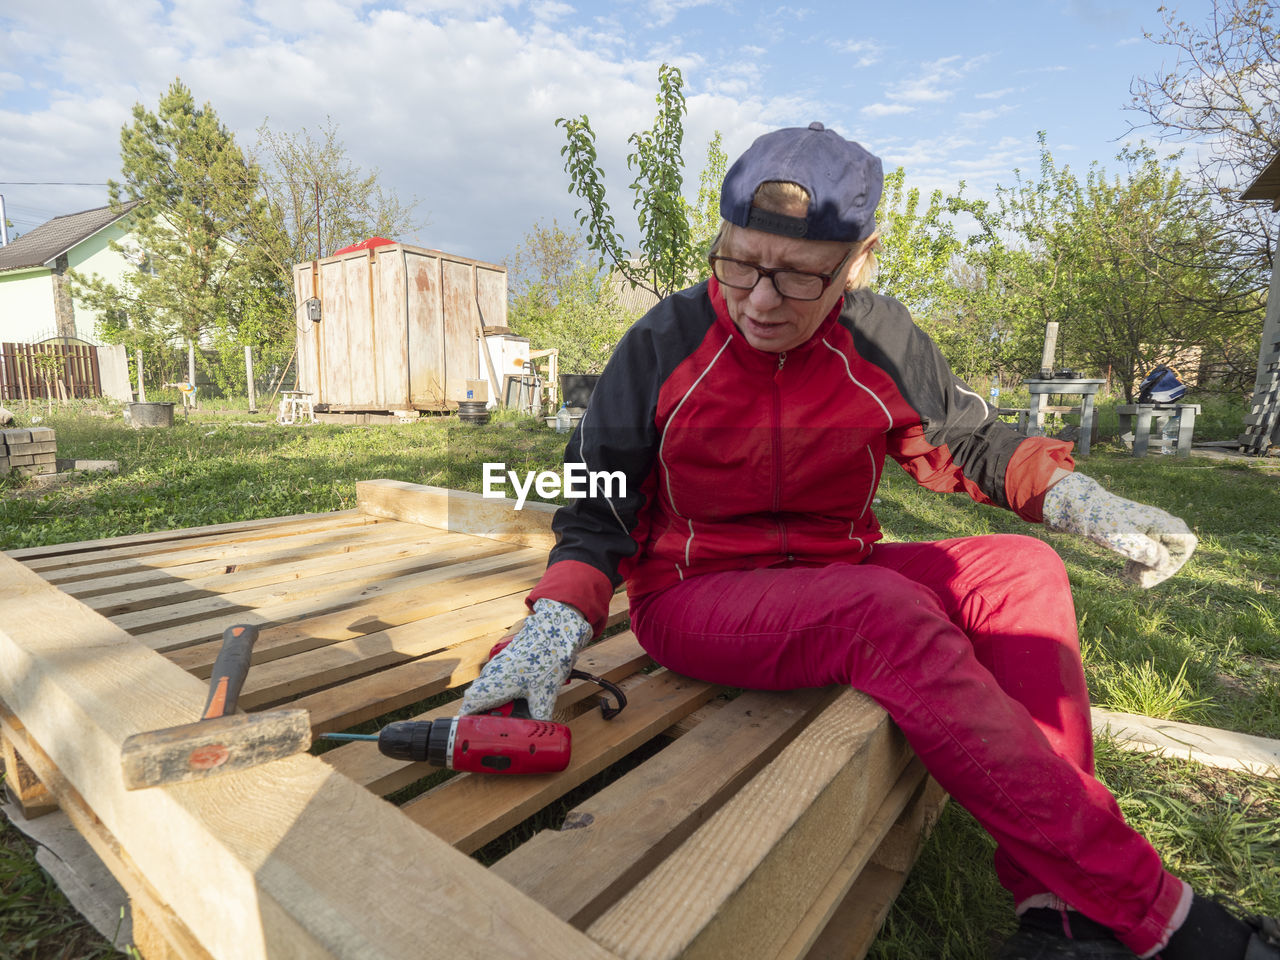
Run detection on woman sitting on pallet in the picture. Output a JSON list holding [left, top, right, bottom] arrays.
[[462, 124, 1279, 960]]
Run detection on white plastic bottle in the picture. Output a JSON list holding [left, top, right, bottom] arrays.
[[1160, 411, 1180, 455], [555, 403, 571, 434]]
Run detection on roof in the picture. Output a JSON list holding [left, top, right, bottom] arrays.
[[1241, 151, 1280, 210], [0, 200, 139, 272]]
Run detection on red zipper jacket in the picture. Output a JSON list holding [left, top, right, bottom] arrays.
[[530, 277, 1074, 634]]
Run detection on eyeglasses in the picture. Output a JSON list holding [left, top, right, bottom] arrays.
[[709, 248, 856, 301]]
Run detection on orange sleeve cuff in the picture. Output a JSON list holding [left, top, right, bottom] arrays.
[[1005, 436, 1076, 523], [527, 559, 617, 637]]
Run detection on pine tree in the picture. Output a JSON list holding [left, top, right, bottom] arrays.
[[71, 78, 264, 371]]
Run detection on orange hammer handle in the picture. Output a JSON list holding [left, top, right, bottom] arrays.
[[201, 624, 260, 720]]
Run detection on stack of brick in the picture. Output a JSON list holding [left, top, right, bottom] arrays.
[[0, 427, 57, 478]]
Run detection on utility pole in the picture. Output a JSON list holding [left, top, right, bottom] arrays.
[[0, 194, 9, 246], [315, 179, 322, 259]]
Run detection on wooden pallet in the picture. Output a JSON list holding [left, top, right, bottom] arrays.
[[0, 480, 945, 960]]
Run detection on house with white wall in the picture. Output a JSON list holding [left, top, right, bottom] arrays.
[[0, 201, 139, 345]]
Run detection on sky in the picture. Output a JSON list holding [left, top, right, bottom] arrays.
[[0, 0, 1224, 269]]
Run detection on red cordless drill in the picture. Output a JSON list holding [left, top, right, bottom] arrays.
[[318, 640, 626, 775], [320, 699, 572, 774]]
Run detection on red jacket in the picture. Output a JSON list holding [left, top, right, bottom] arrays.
[[531, 278, 1074, 633]]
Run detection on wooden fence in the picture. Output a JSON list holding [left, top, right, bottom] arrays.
[[0, 342, 103, 402]]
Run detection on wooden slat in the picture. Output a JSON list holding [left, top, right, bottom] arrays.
[[0, 553, 619, 960], [587, 688, 912, 960], [0, 709, 214, 960], [357, 479, 558, 550], [167, 553, 548, 676], [800, 777, 948, 960], [403, 669, 717, 853], [56, 520, 426, 596], [8, 510, 368, 568], [79, 527, 455, 617], [233, 576, 547, 709], [492, 686, 841, 928], [1, 718, 59, 818], [111, 533, 518, 635], [776, 762, 935, 959], [144, 547, 545, 654]]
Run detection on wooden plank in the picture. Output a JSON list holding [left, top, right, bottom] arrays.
[[357, 479, 558, 551], [167, 551, 549, 675], [110, 533, 516, 635], [79, 526, 453, 618], [800, 778, 949, 960], [55, 519, 420, 595], [295, 590, 633, 734], [1, 718, 59, 818], [587, 689, 912, 960], [7, 510, 365, 567], [320, 629, 652, 793], [0, 709, 214, 960], [775, 763, 936, 960], [146, 546, 546, 654], [491, 686, 841, 928], [403, 669, 717, 853], [1092, 707, 1280, 778], [376, 243, 410, 408], [233, 574, 547, 709], [0, 553, 619, 960]]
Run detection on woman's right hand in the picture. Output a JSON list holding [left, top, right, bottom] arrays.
[[459, 598, 593, 720]]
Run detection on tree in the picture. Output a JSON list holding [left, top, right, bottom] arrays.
[[505, 220, 637, 375], [1129, 0, 1279, 268], [249, 118, 423, 271], [959, 137, 1260, 399], [70, 79, 264, 382], [223, 118, 425, 392], [557, 64, 728, 299], [868, 169, 998, 378]]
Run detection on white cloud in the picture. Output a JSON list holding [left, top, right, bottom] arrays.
[[862, 103, 915, 117], [959, 105, 1015, 126], [531, 1, 576, 22], [831, 38, 883, 68], [881, 54, 990, 107], [975, 87, 1015, 101], [646, 0, 723, 28], [1, 2, 818, 262]]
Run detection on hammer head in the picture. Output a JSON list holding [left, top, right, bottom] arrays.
[[121, 709, 311, 790]]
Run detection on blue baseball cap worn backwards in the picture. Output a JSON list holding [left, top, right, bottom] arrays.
[[720, 122, 884, 243]]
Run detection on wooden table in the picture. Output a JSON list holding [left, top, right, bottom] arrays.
[[1022, 378, 1107, 455], [0, 481, 943, 960], [1116, 403, 1201, 458]]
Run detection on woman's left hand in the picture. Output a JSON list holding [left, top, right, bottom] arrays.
[[1042, 472, 1197, 588]]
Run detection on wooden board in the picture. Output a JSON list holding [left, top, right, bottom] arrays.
[[0, 553, 617, 960], [3, 479, 937, 960], [1093, 707, 1280, 778]]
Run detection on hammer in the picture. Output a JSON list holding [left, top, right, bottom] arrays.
[[121, 624, 311, 790]]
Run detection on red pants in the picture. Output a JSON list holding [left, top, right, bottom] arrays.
[[629, 534, 1189, 957]]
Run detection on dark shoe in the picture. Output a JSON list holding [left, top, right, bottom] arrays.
[[1244, 913, 1280, 959], [996, 908, 1137, 959]]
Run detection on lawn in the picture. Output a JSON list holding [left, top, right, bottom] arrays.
[[1, 396, 1277, 959]]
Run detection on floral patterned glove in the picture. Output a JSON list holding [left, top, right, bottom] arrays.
[[459, 598, 593, 720], [1042, 472, 1197, 588]]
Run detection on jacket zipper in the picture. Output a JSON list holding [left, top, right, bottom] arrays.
[[772, 352, 789, 558]]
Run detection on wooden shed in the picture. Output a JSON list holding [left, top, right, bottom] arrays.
[[291, 244, 508, 415]]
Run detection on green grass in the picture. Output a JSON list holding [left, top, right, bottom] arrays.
[[2, 397, 1279, 957]]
